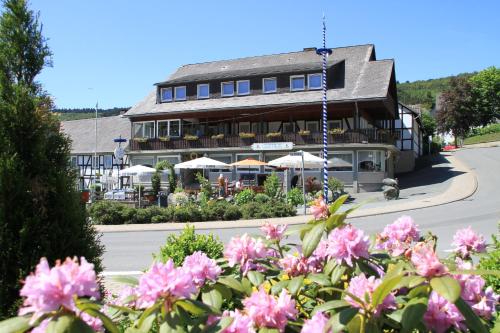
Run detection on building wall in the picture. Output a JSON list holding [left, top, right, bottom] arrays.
[[71, 153, 129, 190]]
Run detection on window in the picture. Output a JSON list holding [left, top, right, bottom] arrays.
[[104, 155, 113, 169], [221, 82, 234, 96], [160, 87, 172, 102], [358, 151, 385, 172], [209, 155, 232, 172], [268, 121, 281, 133], [174, 86, 186, 101], [70, 156, 78, 168], [328, 120, 342, 130], [131, 157, 154, 167], [306, 121, 319, 133], [239, 122, 250, 133], [157, 119, 181, 138], [197, 83, 209, 99], [237, 80, 250, 95], [283, 122, 295, 133], [329, 152, 353, 171], [263, 78, 277, 93], [133, 121, 155, 138], [308, 73, 322, 90], [290, 75, 305, 91], [169, 120, 181, 137]]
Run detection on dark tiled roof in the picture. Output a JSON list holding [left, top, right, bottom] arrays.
[[125, 44, 395, 117], [61, 115, 130, 154]]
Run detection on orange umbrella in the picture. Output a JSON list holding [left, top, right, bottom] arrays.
[[230, 158, 268, 166]]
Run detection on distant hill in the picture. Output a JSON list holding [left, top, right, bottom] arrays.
[[53, 107, 130, 121], [396, 72, 475, 110]]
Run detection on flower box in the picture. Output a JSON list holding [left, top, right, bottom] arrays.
[[266, 132, 282, 138], [158, 136, 171, 142], [211, 134, 224, 140], [328, 128, 345, 135], [183, 135, 199, 141], [239, 132, 256, 139], [133, 137, 148, 143], [298, 130, 310, 136]]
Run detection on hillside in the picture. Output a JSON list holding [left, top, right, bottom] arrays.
[[53, 107, 129, 121], [396, 72, 475, 110]]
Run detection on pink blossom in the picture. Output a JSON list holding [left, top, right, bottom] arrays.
[[260, 222, 287, 241], [452, 226, 486, 258], [79, 311, 104, 332], [224, 234, 270, 274], [410, 242, 448, 277], [243, 288, 297, 332], [220, 310, 255, 333], [110, 285, 137, 308], [136, 260, 197, 308], [376, 215, 420, 256], [279, 254, 323, 277], [424, 291, 464, 333], [345, 273, 396, 316], [18, 257, 100, 322], [310, 198, 328, 220], [182, 251, 222, 286], [472, 287, 499, 320], [325, 225, 370, 267], [301, 312, 331, 333]]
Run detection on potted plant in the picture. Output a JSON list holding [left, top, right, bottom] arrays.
[[158, 136, 170, 142], [133, 137, 148, 143], [183, 134, 199, 141], [239, 132, 256, 139], [298, 130, 310, 136], [211, 133, 224, 140], [266, 131, 282, 138]]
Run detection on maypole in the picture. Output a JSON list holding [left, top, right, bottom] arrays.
[[316, 15, 332, 202]]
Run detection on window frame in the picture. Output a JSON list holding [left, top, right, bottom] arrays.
[[329, 151, 353, 172], [221, 81, 235, 97], [156, 119, 181, 138], [133, 121, 156, 139], [238, 122, 251, 133], [357, 150, 385, 173], [328, 120, 343, 130], [209, 154, 232, 173], [262, 77, 278, 94], [236, 80, 251, 96], [160, 87, 173, 102], [305, 120, 319, 133], [308, 73, 322, 90], [174, 86, 187, 101], [197, 83, 210, 99], [290, 75, 305, 91]]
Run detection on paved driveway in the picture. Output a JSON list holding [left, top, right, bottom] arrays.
[[100, 147, 500, 272]]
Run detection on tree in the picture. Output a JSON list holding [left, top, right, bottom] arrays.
[[436, 77, 475, 147], [0, 0, 103, 318], [469, 66, 500, 126], [421, 111, 436, 136]]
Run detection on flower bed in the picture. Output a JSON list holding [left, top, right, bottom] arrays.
[[2, 195, 499, 333]]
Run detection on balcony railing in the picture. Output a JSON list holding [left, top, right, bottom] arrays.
[[129, 129, 400, 151]]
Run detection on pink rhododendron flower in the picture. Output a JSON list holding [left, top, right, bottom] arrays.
[[261, 222, 287, 241], [279, 253, 323, 277], [410, 242, 448, 277], [224, 234, 270, 274], [18, 257, 100, 322], [221, 310, 255, 333], [110, 285, 137, 308], [424, 291, 464, 333], [345, 273, 396, 316], [451, 226, 486, 258], [301, 312, 331, 333], [79, 311, 104, 332], [325, 225, 369, 266], [136, 260, 197, 309], [243, 288, 297, 332], [310, 197, 328, 220], [182, 251, 222, 286], [472, 287, 499, 320], [376, 215, 420, 256]]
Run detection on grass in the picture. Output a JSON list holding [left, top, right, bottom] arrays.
[[463, 132, 500, 145]]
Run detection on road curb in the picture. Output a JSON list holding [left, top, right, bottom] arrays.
[[95, 152, 478, 233]]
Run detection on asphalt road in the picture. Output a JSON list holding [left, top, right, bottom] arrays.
[[101, 147, 500, 273]]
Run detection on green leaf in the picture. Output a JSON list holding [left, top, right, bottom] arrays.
[[307, 273, 332, 286], [287, 275, 304, 295], [271, 280, 289, 295], [323, 259, 337, 276], [328, 308, 359, 333], [408, 284, 430, 298], [364, 320, 381, 333], [331, 265, 346, 286], [312, 300, 350, 314], [202, 288, 223, 311], [0, 316, 32, 333], [299, 223, 315, 241], [241, 278, 253, 296], [455, 298, 489, 333], [302, 222, 325, 257], [176, 299, 216, 315], [397, 276, 426, 289], [81, 308, 119, 333], [247, 271, 265, 286], [110, 275, 139, 286], [258, 328, 280, 333], [329, 194, 349, 214], [430, 275, 461, 303], [371, 274, 402, 308], [325, 213, 347, 233], [204, 316, 234, 333], [218, 276, 245, 293], [401, 297, 428, 333], [46, 315, 94, 333]]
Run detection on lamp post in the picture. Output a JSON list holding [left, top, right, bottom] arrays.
[[316, 15, 332, 203]]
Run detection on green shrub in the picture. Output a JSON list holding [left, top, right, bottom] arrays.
[[240, 200, 295, 219], [151, 171, 161, 196], [468, 123, 500, 137], [478, 232, 500, 293], [240, 202, 261, 219], [264, 172, 281, 198], [173, 204, 202, 222], [223, 205, 242, 220], [202, 200, 231, 221], [195, 172, 213, 198], [254, 193, 270, 204], [88, 201, 136, 225], [154, 225, 224, 266], [235, 189, 255, 205], [328, 176, 344, 194], [286, 187, 304, 206]]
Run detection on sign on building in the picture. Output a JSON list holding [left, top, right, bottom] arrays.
[[251, 142, 294, 151]]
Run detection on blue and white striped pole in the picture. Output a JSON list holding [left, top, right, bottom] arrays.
[[316, 16, 332, 203]]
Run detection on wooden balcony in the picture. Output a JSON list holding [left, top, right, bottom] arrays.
[[129, 129, 400, 151]]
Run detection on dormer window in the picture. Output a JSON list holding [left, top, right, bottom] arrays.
[[308, 73, 322, 90], [174, 86, 186, 101], [221, 82, 234, 97], [160, 87, 172, 102], [290, 75, 305, 91], [237, 80, 250, 95], [197, 83, 209, 99], [263, 78, 277, 93]]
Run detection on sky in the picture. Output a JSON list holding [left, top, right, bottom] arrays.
[[26, 0, 500, 109]]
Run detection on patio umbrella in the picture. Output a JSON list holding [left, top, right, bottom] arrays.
[[174, 157, 229, 169], [230, 158, 268, 187], [328, 156, 352, 169], [119, 165, 158, 207]]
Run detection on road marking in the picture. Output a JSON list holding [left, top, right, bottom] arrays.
[[101, 271, 142, 276]]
